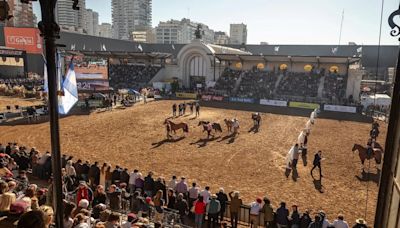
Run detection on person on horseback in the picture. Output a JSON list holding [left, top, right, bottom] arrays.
[[206, 122, 213, 138], [366, 140, 374, 159]]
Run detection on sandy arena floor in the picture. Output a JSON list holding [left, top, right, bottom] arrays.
[[0, 99, 387, 224]]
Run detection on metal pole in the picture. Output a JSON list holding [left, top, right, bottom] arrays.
[[39, 0, 64, 227]]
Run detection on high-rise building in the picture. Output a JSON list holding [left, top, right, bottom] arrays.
[[56, 0, 86, 32], [214, 31, 230, 45], [6, 0, 35, 27], [112, 0, 152, 40], [98, 23, 113, 38], [230, 23, 247, 45], [155, 18, 214, 44], [84, 9, 99, 36]]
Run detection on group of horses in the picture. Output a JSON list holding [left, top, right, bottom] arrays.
[[163, 112, 262, 140], [352, 121, 384, 171]]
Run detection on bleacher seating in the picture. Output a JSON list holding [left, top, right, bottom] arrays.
[[214, 68, 241, 95], [323, 72, 348, 103], [276, 72, 321, 98], [236, 70, 277, 99], [109, 64, 161, 90]]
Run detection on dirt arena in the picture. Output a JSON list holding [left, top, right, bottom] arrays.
[[0, 98, 387, 225]]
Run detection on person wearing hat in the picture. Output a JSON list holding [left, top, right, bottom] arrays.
[[352, 218, 367, 228], [122, 213, 138, 228], [318, 211, 330, 228], [74, 181, 93, 206], [261, 197, 274, 228], [207, 194, 221, 228], [228, 191, 242, 228], [249, 197, 262, 228]]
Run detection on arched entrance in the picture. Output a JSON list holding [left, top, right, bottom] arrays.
[[188, 55, 207, 89]]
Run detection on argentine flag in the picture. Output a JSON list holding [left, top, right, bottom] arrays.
[[58, 62, 78, 115]]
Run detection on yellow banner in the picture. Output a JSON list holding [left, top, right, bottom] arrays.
[[289, 102, 320, 110], [176, 92, 197, 99]]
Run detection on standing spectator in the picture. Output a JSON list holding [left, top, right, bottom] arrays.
[[120, 183, 130, 212], [352, 218, 367, 228], [332, 214, 349, 228], [172, 104, 177, 117], [249, 197, 262, 228], [207, 194, 221, 228], [63, 201, 76, 228], [128, 169, 139, 194], [200, 186, 211, 203], [107, 184, 121, 211], [319, 211, 330, 228], [290, 205, 300, 228], [276, 202, 289, 228], [92, 185, 107, 207], [167, 189, 176, 209], [167, 175, 177, 191], [261, 197, 274, 228], [74, 181, 93, 206], [308, 216, 321, 228], [81, 161, 90, 182], [111, 166, 121, 184], [74, 160, 83, 181], [120, 168, 130, 186], [194, 195, 206, 228], [175, 193, 189, 224], [144, 172, 155, 197], [154, 177, 167, 201], [189, 182, 200, 216], [176, 177, 188, 196], [104, 165, 112, 189], [311, 151, 323, 180], [216, 188, 228, 223], [300, 210, 312, 228], [99, 163, 107, 187], [135, 173, 144, 193], [153, 190, 165, 223], [228, 191, 242, 228], [195, 102, 200, 117], [88, 162, 100, 188]]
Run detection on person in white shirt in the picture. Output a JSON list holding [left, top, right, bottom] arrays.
[[331, 214, 349, 228], [189, 182, 200, 208], [319, 211, 330, 228], [200, 186, 211, 203], [167, 175, 177, 191], [128, 169, 139, 194], [249, 198, 262, 227]]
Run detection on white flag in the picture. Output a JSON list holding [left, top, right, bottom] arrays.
[[42, 55, 48, 93], [138, 44, 143, 52], [274, 46, 280, 52], [172, 44, 175, 50], [58, 62, 78, 115], [331, 47, 338, 55], [71, 44, 76, 51]]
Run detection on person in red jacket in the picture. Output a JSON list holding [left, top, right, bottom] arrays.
[[194, 195, 206, 228], [74, 181, 93, 206]]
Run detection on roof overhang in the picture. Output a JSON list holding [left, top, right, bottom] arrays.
[[63, 50, 172, 60]]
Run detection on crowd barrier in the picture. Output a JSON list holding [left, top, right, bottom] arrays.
[[259, 99, 287, 107], [201, 95, 224, 101], [175, 92, 197, 99], [289, 102, 320, 110], [323, 104, 357, 113]]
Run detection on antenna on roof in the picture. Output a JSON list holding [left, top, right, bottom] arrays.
[[338, 9, 344, 46]]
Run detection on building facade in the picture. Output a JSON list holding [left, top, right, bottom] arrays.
[[84, 9, 99, 36], [155, 18, 214, 44], [112, 0, 152, 40], [6, 0, 35, 28], [214, 31, 230, 45], [98, 23, 113, 38], [56, 0, 86, 32], [230, 23, 247, 45]]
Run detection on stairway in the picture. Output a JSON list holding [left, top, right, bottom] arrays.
[[232, 71, 245, 95], [317, 76, 325, 98], [272, 74, 285, 95]]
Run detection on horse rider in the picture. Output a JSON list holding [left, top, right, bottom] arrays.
[[206, 122, 213, 138], [366, 139, 374, 158], [166, 122, 172, 139], [372, 121, 380, 130], [253, 113, 261, 127]]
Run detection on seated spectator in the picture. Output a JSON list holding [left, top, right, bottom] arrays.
[[104, 212, 120, 228], [107, 184, 121, 211], [352, 218, 367, 228], [0, 181, 16, 215], [64, 200, 76, 228], [93, 185, 107, 207], [39, 205, 54, 228], [17, 210, 46, 228]]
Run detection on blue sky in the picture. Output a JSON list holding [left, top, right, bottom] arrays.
[[33, 0, 400, 45]]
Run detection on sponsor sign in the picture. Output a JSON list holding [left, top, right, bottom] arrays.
[[4, 27, 43, 54], [260, 99, 287, 107], [176, 92, 197, 99], [229, 97, 255, 103], [324, 104, 357, 113], [76, 80, 110, 91], [289, 102, 320, 110], [202, 95, 224, 101]]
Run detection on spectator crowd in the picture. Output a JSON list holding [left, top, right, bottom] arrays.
[[109, 64, 161, 90], [0, 142, 370, 228]]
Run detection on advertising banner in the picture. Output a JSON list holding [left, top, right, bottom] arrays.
[[324, 104, 357, 113], [260, 99, 287, 107], [176, 92, 197, 99], [202, 95, 224, 101], [289, 102, 320, 110], [77, 80, 110, 91], [229, 97, 255, 103], [4, 27, 43, 54]]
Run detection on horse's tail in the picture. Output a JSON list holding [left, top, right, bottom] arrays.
[[184, 124, 189, 133]]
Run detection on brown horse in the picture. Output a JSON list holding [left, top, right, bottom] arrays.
[[224, 119, 239, 133], [352, 144, 383, 170], [164, 119, 189, 134]]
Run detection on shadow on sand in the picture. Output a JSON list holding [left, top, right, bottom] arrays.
[[218, 132, 238, 144], [190, 136, 221, 148], [355, 169, 381, 185], [313, 179, 324, 193], [151, 136, 185, 149]]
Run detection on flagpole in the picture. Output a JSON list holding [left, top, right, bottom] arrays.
[[39, 1, 64, 227]]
